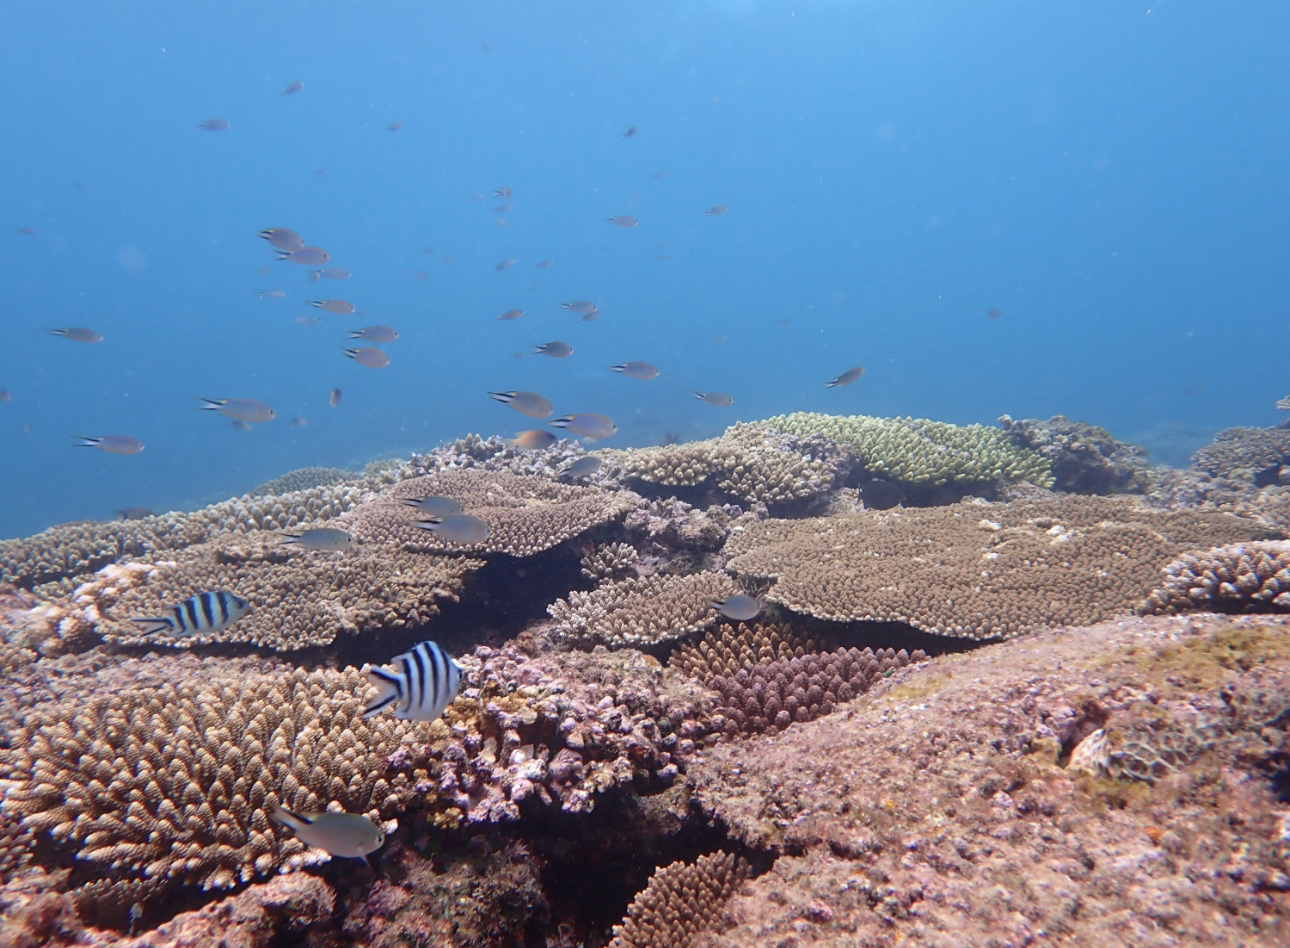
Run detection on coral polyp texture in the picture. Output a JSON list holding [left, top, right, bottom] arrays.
[[669, 622, 826, 680], [607, 421, 847, 504], [724, 496, 1270, 638], [343, 469, 637, 555], [607, 850, 748, 948], [1192, 424, 1290, 482], [1142, 540, 1290, 615], [68, 538, 482, 650], [997, 413, 1154, 494], [760, 411, 1055, 486], [548, 571, 741, 648], [1, 655, 425, 899]]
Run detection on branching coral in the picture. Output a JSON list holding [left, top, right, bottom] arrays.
[[725, 496, 1268, 639], [1192, 425, 1290, 483], [761, 411, 1054, 487], [998, 414, 1153, 494], [1142, 541, 1290, 616], [607, 851, 748, 948], [670, 622, 825, 681], [580, 542, 641, 582], [548, 572, 741, 648]]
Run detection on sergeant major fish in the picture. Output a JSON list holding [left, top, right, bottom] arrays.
[[129, 590, 251, 637], [363, 639, 463, 723]]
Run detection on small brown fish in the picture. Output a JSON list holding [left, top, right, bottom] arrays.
[[347, 326, 398, 343], [343, 347, 390, 369], [198, 118, 230, 131], [505, 429, 559, 450], [549, 413, 617, 440], [316, 268, 351, 280], [561, 300, 598, 315], [259, 289, 285, 299], [695, 391, 734, 407], [560, 456, 601, 478], [198, 397, 275, 423], [533, 341, 573, 358], [278, 247, 331, 266], [75, 435, 145, 455], [623, 125, 637, 138], [116, 507, 155, 520], [489, 390, 553, 419], [826, 366, 865, 388], [494, 186, 512, 199], [283, 79, 304, 95], [611, 361, 658, 381], [703, 205, 728, 216], [259, 227, 304, 251], [388, 121, 403, 131], [310, 299, 356, 315], [495, 258, 516, 271], [290, 416, 308, 427], [606, 215, 638, 227], [987, 307, 1003, 320], [497, 309, 523, 321], [534, 259, 554, 269], [329, 388, 342, 408], [48, 327, 103, 343]]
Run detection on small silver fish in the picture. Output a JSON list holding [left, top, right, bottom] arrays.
[[130, 590, 251, 637], [283, 80, 305, 95], [116, 507, 155, 520], [497, 309, 523, 321], [75, 435, 144, 455], [316, 267, 351, 280], [623, 125, 638, 138], [271, 808, 384, 860], [259, 227, 304, 252], [347, 326, 398, 343], [414, 514, 492, 545], [329, 388, 342, 408], [535, 259, 555, 269], [560, 456, 601, 478], [578, 308, 601, 323], [48, 327, 103, 343], [533, 341, 573, 358], [278, 246, 331, 266], [198, 118, 230, 131], [826, 366, 865, 388], [561, 300, 598, 315], [295, 315, 324, 326], [259, 289, 285, 299], [495, 258, 516, 271], [703, 205, 729, 216], [343, 347, 390, 368], [494, 186, 512, 199], [695, 392, 734, 407], [710, 595, 761, 621], [279, 528, 353, 552], [489, 390, 553, 419], [198, 397, 276, 423], [290, 416, 308, 427], [400, 495, 464, 516], [310, 299, 356, 315], [549, 413, 617, 440], [606, 215, 638, 227], [506, 429, 559, 450], [611, 361, 658, 380]]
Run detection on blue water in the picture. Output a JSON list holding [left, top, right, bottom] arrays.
[[2, 1, 1288, 538]]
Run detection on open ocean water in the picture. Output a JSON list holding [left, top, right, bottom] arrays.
[[2, 0, 1287, 540]]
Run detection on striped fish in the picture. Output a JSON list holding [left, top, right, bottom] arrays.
[[362, 640, 462, 722], [129, 590, 251, 637]]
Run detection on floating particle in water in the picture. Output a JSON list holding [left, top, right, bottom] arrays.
[[16, 226, 35, 235], [259, 289, 285, 299]]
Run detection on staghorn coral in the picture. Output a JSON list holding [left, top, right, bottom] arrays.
[[708, 647, 925, 735], [725, 495, 1269, 639], [65, 538, 482, 651], [607, 422, 847, 505], [998, 414, 1153, 494], [3, 654, 427, 897], [248, 465, 361, 496], [548, 572, 741, 648], [607, 850, 747, 948], [669, 622, 824, 681], [344, 470, 636, 556], [1141, 540, 1290, 616], [0, 477, 387, 597], [1192, 424, 1290, 483], [580, 542, 641, 582], [761, 411, 1054, 487]]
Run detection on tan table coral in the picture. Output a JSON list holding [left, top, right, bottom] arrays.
[[344, 469, 637, 555], [549, 572, 741, 648], [725, 495, 1269, 639]]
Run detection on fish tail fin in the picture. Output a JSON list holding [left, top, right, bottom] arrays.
[[72, 436, 97, 447], [128, 617, 175, 636], [270, 807, 310, 832], [196, 397, 222, 411], [362, 669, 402, 718]]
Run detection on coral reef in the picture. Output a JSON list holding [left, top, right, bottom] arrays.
[[548, 572, 741, 648], [669, 622, 825, 680], [344, 470, 636, 555], [74, 538, 481, 650], [247, 465, 360, 496], [606, 850, 748, 948], [1192, 423, 1290, 483], [580, 541, 641, 582], [760, 411, 1055, 486], [998, 413, 1154, 494], [725, 495, 1269, 638], [1142, 540, 1290, 615]]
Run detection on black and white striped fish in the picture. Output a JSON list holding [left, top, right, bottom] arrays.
[[362, 640, 462, 723], [129, 591, 252, 637]]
